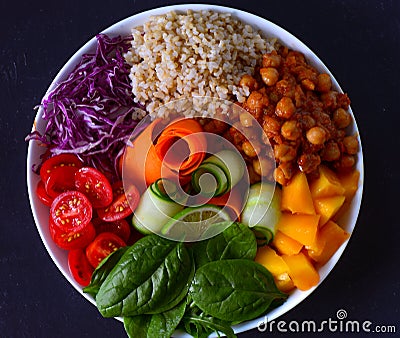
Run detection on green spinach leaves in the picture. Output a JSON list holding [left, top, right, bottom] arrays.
[[89, 223, 287, 337], [189, 259, 287, 322], [95, 235, 193, 317]]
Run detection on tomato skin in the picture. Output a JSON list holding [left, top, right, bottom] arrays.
[[96, 182, 139, 222], [86, 232, 126, 268], [92, 218, 131, 243], [50, 191, 92, 230], [45, 165, 79, 199], [36, 180, 53, 206], [74, 167, 113, 208], [68, 249, 94, 287], [50, 219, 96, 250], [49, 191, 94, 250], [40, 154, 83, 182]]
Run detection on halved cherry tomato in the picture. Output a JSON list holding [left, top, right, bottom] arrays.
[[92, 218, 131, 243], [45, 165, 79, 198], [68, 249, 94, 287], [49, 191, 94, 250], [74, 167, 113, 208], [36, 180, 53, 206], [96, 181, 139, 222], [86, 232, 126, 268], [40, 154, 83, 182]]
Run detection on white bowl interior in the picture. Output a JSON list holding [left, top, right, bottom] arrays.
[[27, 4, 364, 336]]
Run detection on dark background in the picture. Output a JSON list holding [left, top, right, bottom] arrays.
[[1, 0, 399, 337]]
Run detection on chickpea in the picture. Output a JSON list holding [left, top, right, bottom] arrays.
[[333, 108, 352, 129], [301, 79, 315, 91], [263, 116, 281, 135], [260, 67, 279, 86], [274, 162, 295, 186], [299, 114, 316, 129], [335, 154, 356, 170], [239, 74, 258, 91], [343, 135, 359, 155], [247, 164, 261, 184], [246, 91, 269, 111], [306, 126, 327, 145], [239, 112, 253, 127], [274, 143, 297, 163], [321, 140, 341, 161], [275, 97, 296, 119], [253, 157, 275, 177], [281, 120, 301, 141], [262, 51, 282, 68], [316, 73, 332, 92], [242, 140, 260, 158]]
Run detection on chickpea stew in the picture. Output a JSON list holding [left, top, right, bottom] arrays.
[[233, 47, 358, 185]]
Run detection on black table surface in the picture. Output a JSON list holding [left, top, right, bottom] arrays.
[[2, 0, 399, 337]]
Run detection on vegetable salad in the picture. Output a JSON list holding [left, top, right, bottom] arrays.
[[27, 13, 360, 338]]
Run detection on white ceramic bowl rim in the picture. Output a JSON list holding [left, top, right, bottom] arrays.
[[26, 4, 364, 337]]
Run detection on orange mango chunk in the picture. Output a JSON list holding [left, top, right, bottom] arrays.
[[282, 252, 320, 291], [313, 195, 346, 226], [277, 213, 320, 247], [281, 171, 315, 215], [255, 246, 290, 276], [308, 220, 350, 265], [338, 169, 360, 201], [255, 246, 294, 293], [272, 230, 303, 256], [309, 165, 345, 199]]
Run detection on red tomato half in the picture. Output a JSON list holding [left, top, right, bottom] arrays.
[[68, 249, 94, 287], [40, 154, 83, 182], [49, 191, 95, 250], [36, 180, 53, 206], [92, 218, 131, 243], [45, 165, 79, 198], [96, 182, 140, 222], [86, 232, 126, 268], [74, 167, 113, 208]]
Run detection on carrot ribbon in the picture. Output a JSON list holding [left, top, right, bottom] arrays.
[[122, 118, 207, 193]]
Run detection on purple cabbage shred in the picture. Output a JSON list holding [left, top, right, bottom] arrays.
[[26, 34, 146, 181]]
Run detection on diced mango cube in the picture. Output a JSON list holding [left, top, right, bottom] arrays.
[[310, 165, 345, 199], [313, 195, 346, 226], [272, 230, 303, 256], [282, 252, 320, 291], [277, 213, 320, 247], [308, 220, 350, 265], [338, 169, 360, 201], [255, 246, 295, 293], [255, 246, 290, 276], [281, 171, 316, 215]]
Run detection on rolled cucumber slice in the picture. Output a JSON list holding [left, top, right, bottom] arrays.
[[241, 182, 282, 238]]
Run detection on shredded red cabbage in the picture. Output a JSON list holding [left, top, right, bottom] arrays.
[[26, 34, 146, 181]]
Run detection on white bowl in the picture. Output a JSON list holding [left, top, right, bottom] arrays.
[[26, 4, 364, 337]]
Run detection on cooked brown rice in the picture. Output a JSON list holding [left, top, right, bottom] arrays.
[[124, 10, 275, 118]]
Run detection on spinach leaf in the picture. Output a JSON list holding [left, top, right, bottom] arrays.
[[83, 246, 128, 298], [193, 222, 257, 268], [96, 235, 193, 317], [124, 300, 186, 338], [189, 259, 288, 322]]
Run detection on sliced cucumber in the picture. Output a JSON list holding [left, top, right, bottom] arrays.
[[241, 182, 282, 238], [132, 179, 186, 234]]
